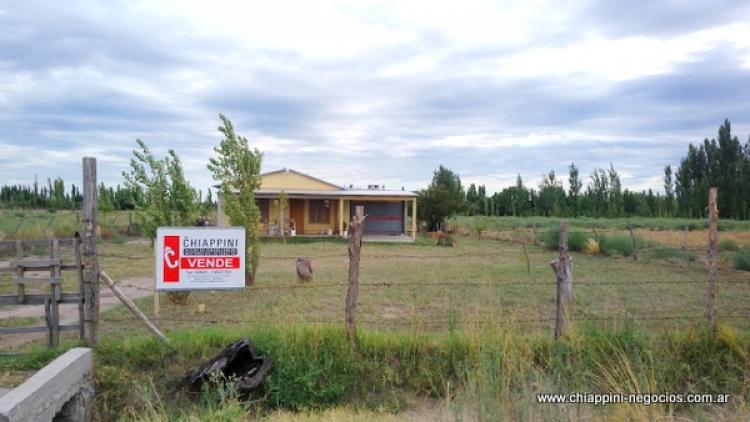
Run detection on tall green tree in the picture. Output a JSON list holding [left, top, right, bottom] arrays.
[[123, 139, 199, 240], [567, 163, 582, 217], [207, 114, 263, 285], [418, 165, 464, 231]]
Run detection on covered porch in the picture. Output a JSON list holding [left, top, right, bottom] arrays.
[[255, 194, 417, 241]]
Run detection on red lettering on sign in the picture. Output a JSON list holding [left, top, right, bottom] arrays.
[[163, 235, 181, 282], [180, 257, 240, 269]]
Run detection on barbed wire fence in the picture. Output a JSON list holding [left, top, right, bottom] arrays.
[[95, 196, 748, 340], [3, 191, 749, 342]]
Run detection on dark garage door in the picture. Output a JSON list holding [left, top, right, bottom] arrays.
[[352, 202, 403, 234]]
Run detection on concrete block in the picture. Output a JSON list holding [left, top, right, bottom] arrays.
[[0, 348, 93, 422]]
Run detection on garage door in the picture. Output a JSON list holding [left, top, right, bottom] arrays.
[[352, 202, 404, 234]]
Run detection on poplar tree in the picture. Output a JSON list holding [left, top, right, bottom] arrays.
[[207, 114, 263, 285]]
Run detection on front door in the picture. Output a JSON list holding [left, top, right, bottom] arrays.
[[290, 199, 305, 234]]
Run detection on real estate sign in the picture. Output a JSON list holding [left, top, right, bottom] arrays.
[[155, 227, 245, 291]]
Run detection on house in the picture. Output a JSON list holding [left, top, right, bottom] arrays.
[[216, 168, 418, 241]]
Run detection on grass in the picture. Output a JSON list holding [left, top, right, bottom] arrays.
[[733, 250, 750, 272], [3, 325, 749, 420], [448, 215, 750, 232], [719, 238, 741, 251], [3, 216, 750, 419]]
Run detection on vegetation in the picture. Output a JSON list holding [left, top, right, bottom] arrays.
[[208, 114, 264, 284], [122, 140, 200, 239], [0, 177, 214, 213], [432, 120, 750, 222], [447, 215, 750, 232], [417, 165, 464, 231], [733, 250, 750, 272], [4, 325, 749, 420]]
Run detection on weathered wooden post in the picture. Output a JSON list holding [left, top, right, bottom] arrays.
[[706, 187, 718, 332], [551, 221, 573, 339], [627, 224, 638, 261], [345, 206, 365, 344], [15, 239, 24, 303], [48, 238, 61, 347], [82, 157, 100, 345]]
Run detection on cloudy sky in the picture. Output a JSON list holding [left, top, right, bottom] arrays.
[[1, 1, 749, 195]]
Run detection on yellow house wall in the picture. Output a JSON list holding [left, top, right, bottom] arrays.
[[261, 171, 340, 191]]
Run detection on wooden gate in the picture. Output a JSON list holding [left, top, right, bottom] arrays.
[[0, 236, 84, 348]]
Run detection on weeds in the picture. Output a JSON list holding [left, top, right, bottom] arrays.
[[733, 250, 750, 271]]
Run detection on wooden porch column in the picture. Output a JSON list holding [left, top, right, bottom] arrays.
[[338, 199, 344, 236], [411, 199, 417, 240]]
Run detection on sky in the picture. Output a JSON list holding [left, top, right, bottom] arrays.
[[1, 0, 750, 195]]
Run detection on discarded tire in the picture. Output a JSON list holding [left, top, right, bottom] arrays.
[[187, 338, 272, 393]]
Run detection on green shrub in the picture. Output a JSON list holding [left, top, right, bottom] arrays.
[[541, 230, 593, 252], [642, 246, 696, 262], [599, 234, 638, 256], [719, 238, 740, 252], [733, 250, 750, 272]]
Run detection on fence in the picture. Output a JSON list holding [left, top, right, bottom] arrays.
[[0, 237, 84, 347], [0, 211, 140, 241], [94, 194, 749, 342]]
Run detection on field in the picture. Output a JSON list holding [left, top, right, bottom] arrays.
[[1, 213, 750, 420]]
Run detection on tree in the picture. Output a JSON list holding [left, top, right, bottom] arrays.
[[663, 165, 674, 217], [537, 171, 566, 217], [207, 114, 263, 285], [123, 139, 199, 240], [567, 163, 582, 217], [607, 163, 623, 217], [418, 165, 464, 231]]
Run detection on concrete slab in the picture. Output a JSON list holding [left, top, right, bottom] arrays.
[[0, 347, 93, 422]]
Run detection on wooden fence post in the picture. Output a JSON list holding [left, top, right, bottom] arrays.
[[551, 221, 573, 339], [82, 157, 100, 346], [706, 187, 718, 332], [48, 239, 61, 347], [627, 224, 638, 261], [15, 239, 24, 303], [345, 206, 365, 344]]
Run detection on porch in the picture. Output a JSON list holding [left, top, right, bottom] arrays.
[[256, 195, 417, 241]]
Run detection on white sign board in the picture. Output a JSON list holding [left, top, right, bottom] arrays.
[[155, 227, 245, 291]]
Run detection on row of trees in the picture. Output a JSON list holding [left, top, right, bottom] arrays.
[[673, 119, 750, 219], [0, 178, 83, 210], [420, 120, 750, 229], [0, 178, 215, 212]]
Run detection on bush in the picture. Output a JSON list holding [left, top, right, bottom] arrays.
[[541, 230, 593, 252], [733, 250, 750, 272], [599, 234, 637, 257], [642, 246, 696, 263], [719, 238, 740, 252], [584, 238, 600, 255]]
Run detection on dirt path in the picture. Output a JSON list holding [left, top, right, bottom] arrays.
[[0, 276, 154, 350]]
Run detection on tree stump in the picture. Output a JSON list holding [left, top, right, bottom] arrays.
[[296, 257, 313, 282]]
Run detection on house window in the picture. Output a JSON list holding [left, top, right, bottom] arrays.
[[309, 200, 329, 224], [257, 199, 269, 223]]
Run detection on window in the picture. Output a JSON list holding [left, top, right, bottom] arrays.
[[256, 199, 269, 223], [309, 200, 329, 224]]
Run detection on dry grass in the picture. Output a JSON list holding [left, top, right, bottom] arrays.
[[637, 228, 750, 250], [91, 233, 750, 339]]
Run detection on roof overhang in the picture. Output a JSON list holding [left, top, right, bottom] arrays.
[[254, 189, 417, 199]]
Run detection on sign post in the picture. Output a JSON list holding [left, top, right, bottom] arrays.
[[156, 227, 246, 291]]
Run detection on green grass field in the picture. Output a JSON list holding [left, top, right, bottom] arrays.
[[2, 213, 750, 420]]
